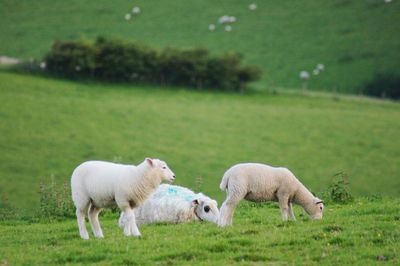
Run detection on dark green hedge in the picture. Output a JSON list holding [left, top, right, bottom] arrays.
[[361, 73, 400, 100], [43, 38, 261, 91]]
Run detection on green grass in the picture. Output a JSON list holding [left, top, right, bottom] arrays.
[[0, 0, 399, 92], [0, 71, 399, 213], [1, 198, 399, 265]]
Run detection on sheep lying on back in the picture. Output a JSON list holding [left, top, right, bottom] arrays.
[[119, 184, 219, 226], [71, 158, 175, 239], [218, 163, 324, 227]]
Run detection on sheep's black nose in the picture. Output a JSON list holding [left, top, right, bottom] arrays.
[[173, 175, 176, 178]]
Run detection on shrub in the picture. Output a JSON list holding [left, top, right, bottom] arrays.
[[326, 172, 354, 204], [39, 177, 75, 220], [362, 73, 400, 100], [44, 40, 96, 78], [42, 38, 261, 91]]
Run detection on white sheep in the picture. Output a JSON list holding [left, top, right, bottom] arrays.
[[218, 163, 324, 227], [225, 25, 232, 32], [125, 13, 131, 20], [119, 184, 219, 226], [132, 6, 141, 15], [71, 158, 175, 239], [208, 24, 216, 31], [249, 3, 257, 11]]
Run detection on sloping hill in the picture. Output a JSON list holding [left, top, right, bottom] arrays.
[[0, 0, 399, 92], [0, 72, 399, 211]]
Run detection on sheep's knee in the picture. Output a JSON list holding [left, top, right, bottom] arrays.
[[120, 208, 141, 237], [76, 209, 89, 240], [278, 199, 290, 221], [88, 205, 104, 238], [218, 198, 240, 227], [118, 212, 125, 228]]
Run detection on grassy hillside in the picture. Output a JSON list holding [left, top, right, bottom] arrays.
[[1, 0, 399, 92], [1, 198, 399, 265], [0, 71, 399, 212]]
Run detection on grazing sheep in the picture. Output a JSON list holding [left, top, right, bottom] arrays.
[[218, 15, 231, 24], [208, 24, 216, 31], [125, 13, 131, 20], [71, 158, 175, 239], [249, 3, 257, 11], [300, 70, 310, 80], [225, 25, 232, 32], [218, 163, 324, 227], [119, 184, 219, 226], [132, 6, 141, 15]]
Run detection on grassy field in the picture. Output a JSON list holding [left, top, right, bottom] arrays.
[[1, 198, 399, 265], [1, 0, 399, 92], [0, 71, 399, 213]]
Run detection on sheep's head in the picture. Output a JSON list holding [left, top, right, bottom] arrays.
[[192, 197, 219, 223], [145, 158, 175, 182], [308, 197, 324, 220]]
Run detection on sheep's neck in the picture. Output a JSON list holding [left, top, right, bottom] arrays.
[[293, 184, 314, 213], [130, 165, 161, 205]]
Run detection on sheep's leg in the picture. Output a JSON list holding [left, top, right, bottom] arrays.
[[121, 207, 141, 237], [218, 193, 243, 227], [88, 204, 104, 238], [278, 196, 290, 221], [118, 211, 125, 228], [76, 208, 90, 240], [288, 202, 296, 221]]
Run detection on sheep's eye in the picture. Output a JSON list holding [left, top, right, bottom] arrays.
[[204, 206, 210, 213], [162, 166, 166, 169], [320, 206, 323, 210]]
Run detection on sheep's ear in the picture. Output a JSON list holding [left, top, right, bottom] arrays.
[[314, 197, 323, 204], [192, 199, 200, 206], [146, 158, 154, 167]]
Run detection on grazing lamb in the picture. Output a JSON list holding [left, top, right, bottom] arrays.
[[119, 184, 219, 226], [218, 163, 324, 227], [71, 158, 175, 239]]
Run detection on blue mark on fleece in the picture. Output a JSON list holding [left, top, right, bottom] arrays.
[[156, 185, 202, 202]]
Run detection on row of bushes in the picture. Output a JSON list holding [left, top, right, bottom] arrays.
[[43, 37, 262, 91], [361, 73, 400, 100]]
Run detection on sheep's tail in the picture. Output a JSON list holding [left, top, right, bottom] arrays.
[[219, 173, 230, 191]]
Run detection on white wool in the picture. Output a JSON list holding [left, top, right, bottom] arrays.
[[208, 24, 216, 31], [218, 15, 231, 24], [249, 3, 257, 11], [125, 13, 131, 20], [218, 163, 324, 227], [71, 158, 175, 239], [299, 70, 310, 80], [119, 184, 219, 225], [132, 6, 141, 15]]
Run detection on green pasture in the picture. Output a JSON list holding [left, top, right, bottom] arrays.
[[1, 198, 399, 265], [1, 0, 399, 91], [0, 71, 399, 212]]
